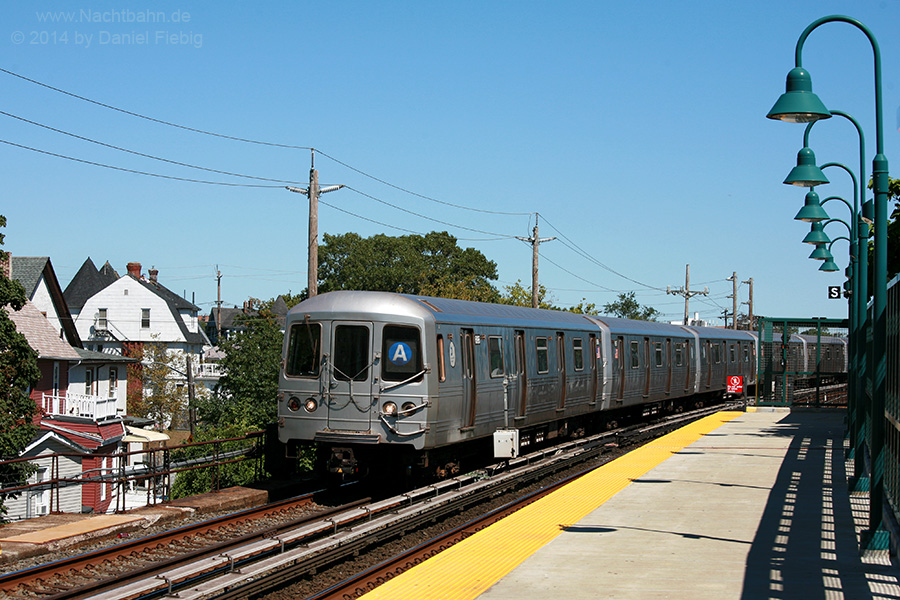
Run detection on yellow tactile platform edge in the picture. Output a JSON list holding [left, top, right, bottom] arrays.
[[365, 411, 744, 600], [0, 514, 145, 544]]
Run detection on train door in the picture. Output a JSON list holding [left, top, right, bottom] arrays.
[[643, 337, 651, 397], [461, 329, 478, 428], [683, 340, 692, 392], [616, 336, 625, 402], [328, 322, 375, 431], [705, 341, 712, 388], [557, 332, 567, 410], [589, 334, 598, 404], [515, 330, 527, 417], [665, 339, 672, 395]]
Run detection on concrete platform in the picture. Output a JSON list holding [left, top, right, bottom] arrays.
[[369, 410, 900, 600]]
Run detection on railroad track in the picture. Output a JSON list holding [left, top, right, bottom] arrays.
[[0, 401, 745, 600]]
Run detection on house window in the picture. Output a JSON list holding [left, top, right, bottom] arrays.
[[573, 338, 584, 371], [52, 361, 60, 396], [97, 308, 107, 330], [109, 368, 118, 398], [142, 309, 150, 328], [85, 368, 94, 396]]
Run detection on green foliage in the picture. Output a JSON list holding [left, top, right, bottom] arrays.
[[169, 424, 264, 499], [566, 299, 598, 315], [318, 231, 499, 296], [129, 339, 188, 429], [499, 280, 557, 309], [0, 215, 40, 519], [201, 308, 282, 430], [601, 292, 660, 321]]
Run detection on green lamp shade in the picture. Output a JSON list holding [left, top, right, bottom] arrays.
[[803, 222, 831, 245], [794, 189, 829, 222], [809, 244, 831, 260], [784, 147, 829, 187], [767, 67, 833, 123], [819, 258, 839, 272]]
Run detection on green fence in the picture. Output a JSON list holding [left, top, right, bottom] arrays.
[[756, 317, 849, 407]]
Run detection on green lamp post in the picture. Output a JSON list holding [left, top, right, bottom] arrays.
[[768, 14, 890, 550]]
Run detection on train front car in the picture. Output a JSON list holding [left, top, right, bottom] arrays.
[[278, 291, 436, 479]]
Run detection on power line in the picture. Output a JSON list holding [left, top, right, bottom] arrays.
[[0, 138, 285, 188], [0, 109, 303, 184]]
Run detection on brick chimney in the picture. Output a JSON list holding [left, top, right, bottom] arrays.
[[148, 267, 158, 283], [126, 262, 141, 279]]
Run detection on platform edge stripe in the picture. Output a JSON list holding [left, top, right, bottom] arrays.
[[363, 411, 743, 600]]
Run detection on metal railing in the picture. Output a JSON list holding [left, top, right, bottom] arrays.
[[0, 430, 265, 520]]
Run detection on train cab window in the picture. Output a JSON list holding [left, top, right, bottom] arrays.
[[573, 338, 584, 371], [675, 344, 684, 367], [285, 322, 321, 377], [335, 325, 370, 381], [654, 343, 663, 367], [488, 336, 505, 378], [630, 340, 640, 369], [382, 325, 423, 382], [535, 337, 550, 374]]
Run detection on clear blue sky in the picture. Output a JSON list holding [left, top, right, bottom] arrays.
[[3, 1, 899, 324]]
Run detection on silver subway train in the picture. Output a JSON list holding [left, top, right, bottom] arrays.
[[276, 291, 772, 479]]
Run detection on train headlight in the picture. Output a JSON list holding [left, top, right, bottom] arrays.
[[382, 401, 398, 416], [287, 396, 303, 412], [304, 398, 318, 413]]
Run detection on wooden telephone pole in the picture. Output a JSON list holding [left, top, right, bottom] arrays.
[[286, 149, 344, 298], [516, 214, 556, 308]]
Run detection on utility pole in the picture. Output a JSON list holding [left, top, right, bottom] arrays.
[[516, 214, 556, 309], [726, 272, 738, 330], [215, 266, 222, 344], [742, 277, 754, 330], [667, 264, 708, 325], [286, 149, 344, 298]]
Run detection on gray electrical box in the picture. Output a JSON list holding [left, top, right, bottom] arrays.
[[493, 429, 519, 459]]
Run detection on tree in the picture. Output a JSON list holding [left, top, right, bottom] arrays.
[[318, 231, 499, 297], [601, 292, 660, 321], [499, 280, 557, 309], [566, 299, 598, 315], [865, 176, 900, 296], [0, 216, 40, 519], [129, 339, 190, 430], [200, 307, 282, 430]]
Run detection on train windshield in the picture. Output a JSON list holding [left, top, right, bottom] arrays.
[[334, 325, 370, 382], [382, 325, 422, 382], [285, 322, 321, 377]]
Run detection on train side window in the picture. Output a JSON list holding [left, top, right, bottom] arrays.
[[437, 335, 446, 382], [536, 337, 549, 373], [334, 325, 370, 381], [730, 345, 736, 363], [654, 342, 663, 367], [488, 336, 505, 377], [743, 345, 749, 361], [382, 325, 423, 382], [711, 343, 720, 364], [285, 322, 321, 377], [573, 338, 584, 371], [630, 340, 640, 369], [675, 343, 683, 367]]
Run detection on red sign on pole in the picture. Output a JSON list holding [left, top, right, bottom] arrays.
[[727, 376, 744, 394]]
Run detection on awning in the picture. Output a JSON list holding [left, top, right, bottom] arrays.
[[123, 426, 170, 443]]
